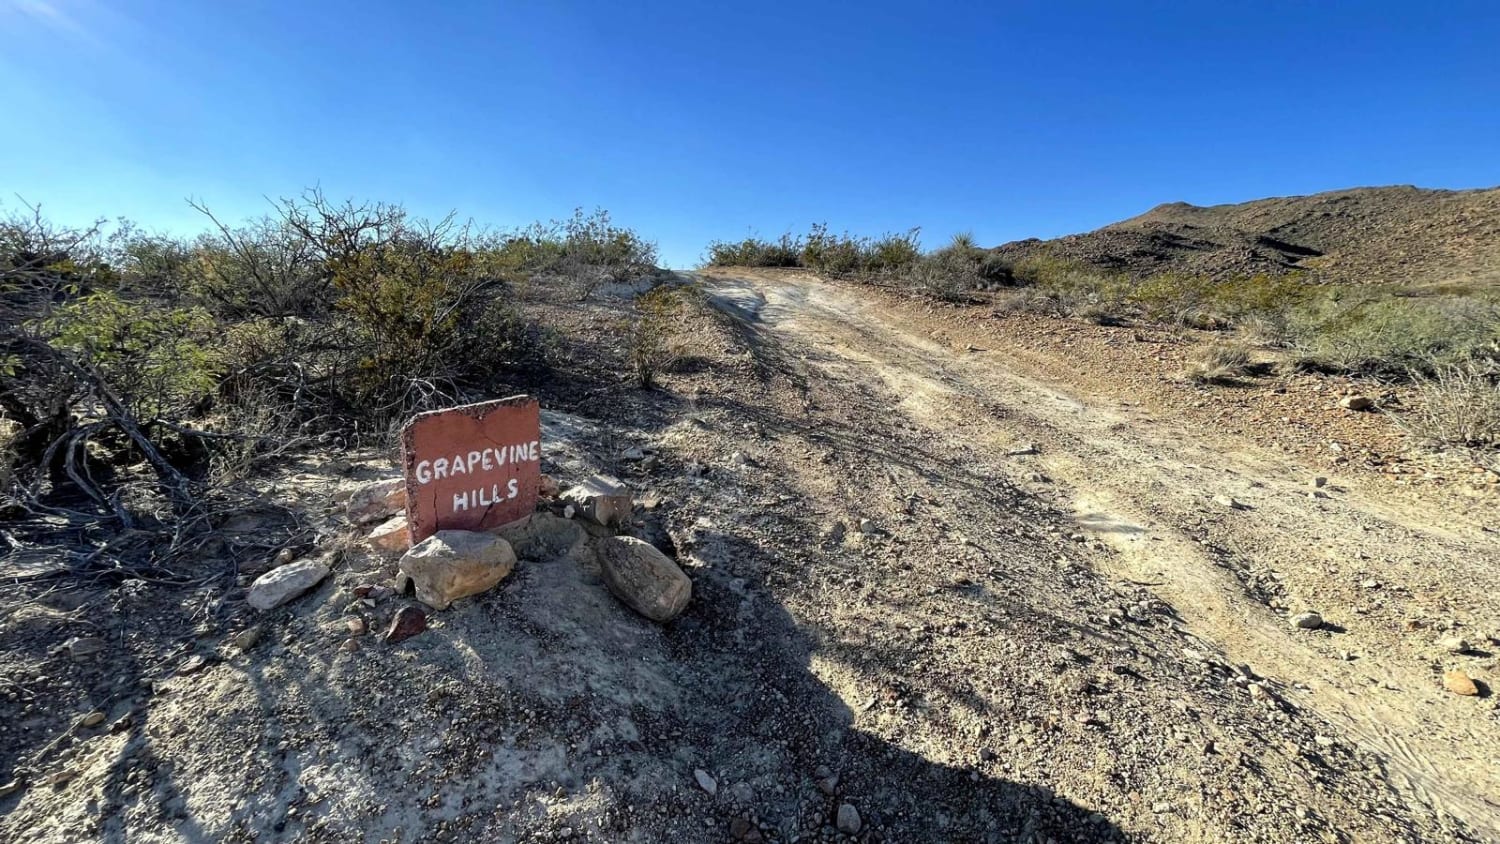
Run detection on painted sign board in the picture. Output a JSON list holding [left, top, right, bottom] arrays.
[[400, 395, 541, 544]]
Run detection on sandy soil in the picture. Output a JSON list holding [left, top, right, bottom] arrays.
[[1, 269, 1495, 843]]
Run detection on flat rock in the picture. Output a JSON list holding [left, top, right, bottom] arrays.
[[1213, 494, 1246, 510], [694, 769, 717, 795], [396, 530, 516, 610], [62, 636, 105, 660], [560, 475, 633, 528], [1439, 636, 1470, 654], [246, 558, 330, 611], [1443, 669, 1479, 696], [598, 536, 692, 623], [1339, 395, 1374, 411], [367, 515, 410, 554], [347, 478, 407, 524]]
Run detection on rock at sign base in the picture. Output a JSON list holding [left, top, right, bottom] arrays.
[[347, 478, 407, 525], [367, 515, 410, 554], [597, 536, 692, 623], [1443, 670, 1479, 697], [560, 474, 633, 528], [385, 606, 428, 644], [395, 530, 516, 610], [247, 558, 331, 611]]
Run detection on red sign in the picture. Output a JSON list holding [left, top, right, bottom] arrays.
[[400, 395, 541, 544]]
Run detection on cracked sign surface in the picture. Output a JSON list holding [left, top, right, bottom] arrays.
[[400, 395, 541, 544]]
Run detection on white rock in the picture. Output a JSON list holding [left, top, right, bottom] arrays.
[[1213, 494, 1246, 510], [597, 536, 692, 623], [1439, 636, 1470, 654], [247, 559, 330, 611], [1291, 611, 1323, 630], [395, 531, 517, 611], [693, 769, 717, 795]]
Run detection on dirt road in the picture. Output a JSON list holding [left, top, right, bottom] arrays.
[[699, 267, 1500, 840], [6, 268, 1495, 843]]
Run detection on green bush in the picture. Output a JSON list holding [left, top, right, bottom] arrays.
[[41, 291, 223, 420], [1287, 289, 1500, 376]]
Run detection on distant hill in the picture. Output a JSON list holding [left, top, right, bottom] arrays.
[[993, 185, 1500, 287]]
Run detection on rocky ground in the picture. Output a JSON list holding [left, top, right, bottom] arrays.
[[993, 184, 1500, 287], [1, 269, 1497, 842]]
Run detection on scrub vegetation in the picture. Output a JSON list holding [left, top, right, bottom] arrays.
[[0, 192, 661, 560]]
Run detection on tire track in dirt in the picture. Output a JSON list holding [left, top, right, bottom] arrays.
[[700, 268, 1500, 839]]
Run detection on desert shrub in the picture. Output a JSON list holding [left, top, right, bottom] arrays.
[[1183, 341, 1253, 384], [188, 206, 328, 318], [1396, 359, 1500, 453], [41, 292, 224, 420], [520, 208, 658, 300], [1287, 290, 1500, 376], [864, 230, 923, 274], [626, 284, 687, 389], [705, 233, 804, 268]]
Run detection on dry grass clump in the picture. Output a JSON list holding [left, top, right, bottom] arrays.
[[1183, 342, 1254, 384], [1397, 360, 1500, 470]]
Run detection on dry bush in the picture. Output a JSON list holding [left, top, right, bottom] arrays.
[[1397, 360, 1500, 467], [1183, 342, 1254, 384], [626, 285, 687, 389]]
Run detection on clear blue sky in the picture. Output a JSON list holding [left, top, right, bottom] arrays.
[[2, 1, 1497, 268]]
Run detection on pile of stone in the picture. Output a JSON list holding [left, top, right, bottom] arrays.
[[241, 470, 692, 638]]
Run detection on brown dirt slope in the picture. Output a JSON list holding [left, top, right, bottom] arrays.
[[993, 185, 1500, 286]]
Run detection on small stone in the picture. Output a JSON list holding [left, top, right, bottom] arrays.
[[346, 478, 407, 524], [1339, 395, 1373, 411], [836, 803, 862, 835], [1213, 494, 1246, 510], [1291, 611, 1323, 630], [538, 474, 562, 498], [560, 474, 633, 528], [1439, 637, 1470, 654], [367, 515, 410, 554], [858, 518, 877, 534], [0, 779, 21, 798], [1006, 443, 1039, 456], [62, 637, 105, 660], [1443, 670, 1479, 696], [384, 606, 428, 644], [978, 747, 997, 762], [1310, 476, 1328, 488], [246, 558, 331, 611], [44, 769, 77, 788], [79, 711, 105, 728], [231, 626, 262, 652], [1151, 801, 1174, 814], [339, 638, 360, 652], [346, 617, 367, 636], [817, 775, 839, 795], [273, 548, 295, 566], [694, 769, 717, 795]]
